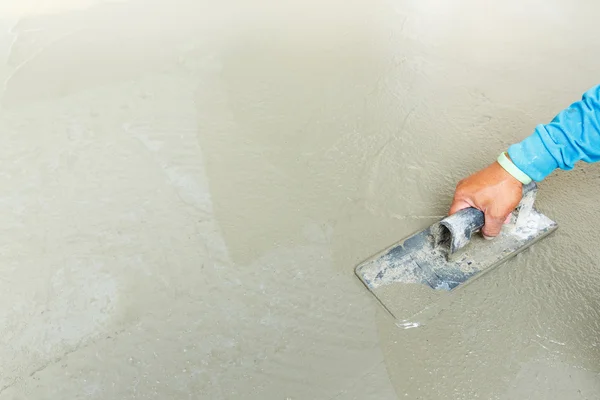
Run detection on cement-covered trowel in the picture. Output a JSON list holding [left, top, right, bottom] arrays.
[[355, 182, 557, 319]]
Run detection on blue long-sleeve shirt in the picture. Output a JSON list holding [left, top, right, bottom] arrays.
[[508, 85, 600, 181]]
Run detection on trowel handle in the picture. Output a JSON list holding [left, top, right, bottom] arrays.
[[437, 182, 537, 254], [437, 208, 484, 254]]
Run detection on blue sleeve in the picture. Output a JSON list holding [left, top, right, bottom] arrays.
[[508, 84, 600, 182]]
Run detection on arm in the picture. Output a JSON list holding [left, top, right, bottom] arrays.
[[508, 84, 600, 181], [450, 84, 600, 237]]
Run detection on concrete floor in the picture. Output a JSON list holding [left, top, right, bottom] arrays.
[[1, 0, 600, 399]]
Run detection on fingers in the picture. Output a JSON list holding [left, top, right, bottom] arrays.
[[448, 199, 471, 216], [482, 212, 507, 238], [449, 161, 523, 237]]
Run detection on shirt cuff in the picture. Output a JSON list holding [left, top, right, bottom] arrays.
[[507, 127, 558, 182]]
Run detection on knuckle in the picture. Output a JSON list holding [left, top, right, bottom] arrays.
[[454, 186, 469, 199], [454, 179, 465, 190]]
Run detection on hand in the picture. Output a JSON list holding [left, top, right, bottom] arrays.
[[449, 161, 523, 238]]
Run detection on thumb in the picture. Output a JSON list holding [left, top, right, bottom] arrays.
[[482, 212, 506, 238]]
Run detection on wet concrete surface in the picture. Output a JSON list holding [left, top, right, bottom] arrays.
[[1, 0, 600, 399]]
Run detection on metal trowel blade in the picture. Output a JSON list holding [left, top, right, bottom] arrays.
[[355, 208, 557, 321]]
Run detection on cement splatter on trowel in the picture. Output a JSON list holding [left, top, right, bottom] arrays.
[[355, 182, 557, 321]]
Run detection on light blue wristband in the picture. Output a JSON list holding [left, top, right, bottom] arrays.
[[497, 152, 532, 185]]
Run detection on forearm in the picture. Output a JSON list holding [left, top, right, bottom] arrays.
[[508, 84, 600, 181]]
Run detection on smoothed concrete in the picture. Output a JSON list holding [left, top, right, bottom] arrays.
[[1, 0, 600, 398]]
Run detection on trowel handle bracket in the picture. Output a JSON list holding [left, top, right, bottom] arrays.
[[521, 181, 537, 198]]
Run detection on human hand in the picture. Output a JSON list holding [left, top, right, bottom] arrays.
[[449, 161, 523, 238]]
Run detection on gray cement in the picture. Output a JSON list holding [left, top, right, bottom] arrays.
[[1, 0, 600, 399]]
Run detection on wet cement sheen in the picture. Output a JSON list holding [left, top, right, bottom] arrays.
[[1, 0, 600, 399]]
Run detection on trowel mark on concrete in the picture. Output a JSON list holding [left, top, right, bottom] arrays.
[[125, 122, 213, 209], [122, 117, 231, 265]]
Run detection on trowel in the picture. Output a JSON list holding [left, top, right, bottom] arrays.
[[355, 182, 557, 320]]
